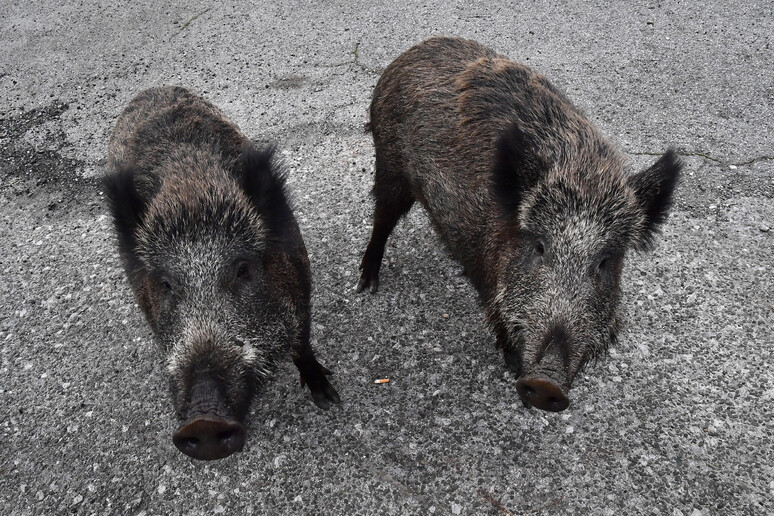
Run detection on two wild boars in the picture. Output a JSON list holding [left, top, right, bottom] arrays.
[[104, 86, 339, 460], [357, 37, 680, 411]]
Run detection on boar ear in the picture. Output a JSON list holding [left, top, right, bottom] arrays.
[[491, 123, 545, 217], [629, 149, 682, 251], [239, 144, 294, 245], [102, 165, 148, 273]]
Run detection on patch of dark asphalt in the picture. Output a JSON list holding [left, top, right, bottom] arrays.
[[0, 102, 102, 218]]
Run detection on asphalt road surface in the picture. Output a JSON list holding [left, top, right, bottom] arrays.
[[1, 1, 772, 514]]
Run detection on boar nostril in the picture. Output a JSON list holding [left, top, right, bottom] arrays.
[[516, 377, 569, 412], [218, 428, 241, 446], [546, 396, 565, 410], [172, 416, 246, 460], [177, 436, 199, 452]]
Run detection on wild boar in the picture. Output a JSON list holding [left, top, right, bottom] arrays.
[[357, 37, 680, 412], [104, 86, 339, 460]]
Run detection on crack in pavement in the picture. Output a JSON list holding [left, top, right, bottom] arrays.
[[316, 38, 382, 75], [170, 8, 212, 38], [352, 39, 383, 75], [477, 489, 517, 515], [629, 150, 774, 168], [345, 435, 451, 514]]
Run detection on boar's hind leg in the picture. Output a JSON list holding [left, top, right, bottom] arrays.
[[357, 152, 414, 294]]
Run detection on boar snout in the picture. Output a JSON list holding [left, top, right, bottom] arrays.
[[172, 373, 247, 460], [173, 415, 246, 460], [509, 325, 573, 411], [515, 376, 569, 412]]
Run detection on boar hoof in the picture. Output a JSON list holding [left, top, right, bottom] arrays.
[[356, 250, 382, 294], [355, 276, 379, 294], [355, 268, 380, 294], [299, 363, 341, 410]]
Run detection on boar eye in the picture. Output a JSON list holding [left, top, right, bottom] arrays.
[[595, 255, 619, 283], [159, 277, 179, 300], [234, 260, 252, 282], [525, 239, 546, 267]]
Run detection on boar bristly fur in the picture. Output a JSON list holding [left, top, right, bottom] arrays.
[[358, 38, 681, 412]]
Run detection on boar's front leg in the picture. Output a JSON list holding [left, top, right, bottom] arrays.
[[293, 327, 340, 410], [357, 150, 415, 294], [291, 301, 340, 410], [267, 249, 340, 409], [289, 304, 339, 410]]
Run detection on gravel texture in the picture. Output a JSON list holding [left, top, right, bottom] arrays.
[[1, 1, 772, 514]]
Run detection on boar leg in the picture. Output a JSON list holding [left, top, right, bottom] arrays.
[[293, 323, 340, 410], [357, 155, 414, 294], [295, 353, 340, 410], [498, 327, 522, 375]]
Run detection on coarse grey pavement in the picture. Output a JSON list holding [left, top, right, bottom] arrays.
[[1, 1, 772, 514]]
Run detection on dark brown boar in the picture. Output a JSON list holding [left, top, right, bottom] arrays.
[[104, 86, 339, 460], [357, 37, 680, 412]]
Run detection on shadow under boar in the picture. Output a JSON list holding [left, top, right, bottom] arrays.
[[103, 86, 339, 460], [357, 37, 680, 412]]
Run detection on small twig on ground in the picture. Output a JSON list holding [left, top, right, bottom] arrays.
[[476, 489, 516, 516]]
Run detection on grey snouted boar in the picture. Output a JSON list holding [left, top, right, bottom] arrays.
[[357, 37, 681, 412], [104, 86, 339, 460]]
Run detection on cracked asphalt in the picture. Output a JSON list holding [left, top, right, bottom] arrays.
[[1, 1, 772, 514]]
